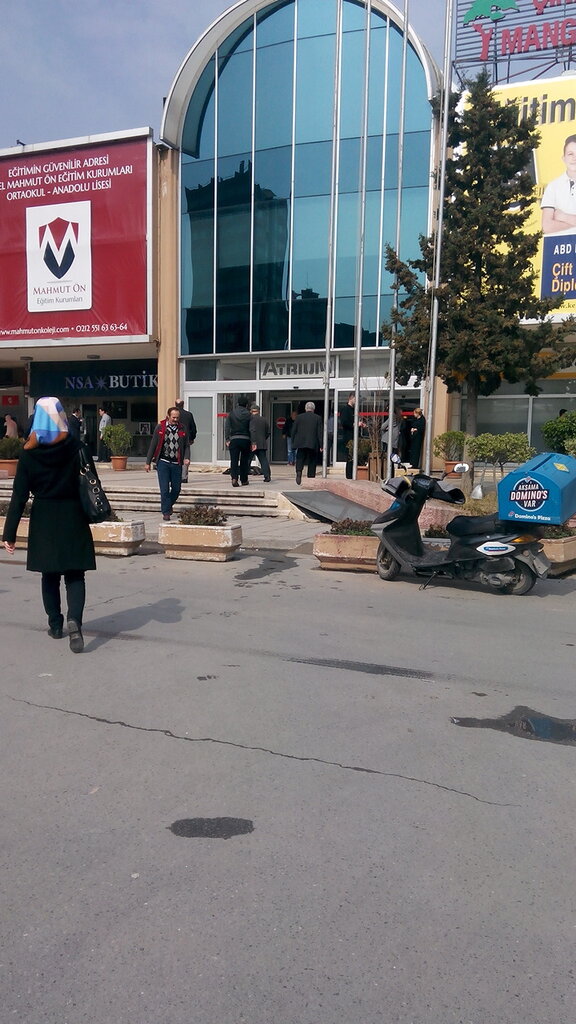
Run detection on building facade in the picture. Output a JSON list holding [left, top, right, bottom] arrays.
[[160, 0, 440, 464]]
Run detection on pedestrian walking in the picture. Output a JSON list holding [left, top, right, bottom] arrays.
[[249, 404, 271, 482], [291, 401, 323, 484], [175, 399, 197, 482], [2, 397, 96, 653], [224, 396, 252, 487], [145, 407, 190, 520], [283, 410, 297, 466]]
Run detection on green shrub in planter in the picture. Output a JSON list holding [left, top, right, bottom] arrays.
[[0, 436, 24, 459], [101, 424, 132, 456], [0, 500, 31, 517], [542, 523, 576, 539], [564, 437, 576, 458], [329, 518, 373, 536], [179, 504, 227, 526], [541, 411, 576, 454], [346, 438, 372, 466], [432, 430, 468, 461], [424, 524, 449, 537]]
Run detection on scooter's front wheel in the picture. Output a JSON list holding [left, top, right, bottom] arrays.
[[498, 560, 537, 596], [376, 542, 401, 581]]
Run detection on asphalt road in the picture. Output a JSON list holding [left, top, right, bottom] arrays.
[[1, 548, 576, 1024]]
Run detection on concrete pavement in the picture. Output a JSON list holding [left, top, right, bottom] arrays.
[[95, 460, 384, 553]]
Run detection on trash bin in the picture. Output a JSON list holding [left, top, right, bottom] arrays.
[[498, 452, 576, 525]]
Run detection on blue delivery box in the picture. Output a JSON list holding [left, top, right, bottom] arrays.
[[498, 453, 576, 525]]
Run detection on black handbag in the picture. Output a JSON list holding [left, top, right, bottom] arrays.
[[78, 445, 112, 523]]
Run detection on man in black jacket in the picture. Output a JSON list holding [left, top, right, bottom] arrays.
[[175, 400, 197, 482], [249, 404, 271, 482], [224, 396, 252, 487], [291, 401, 323, 485]]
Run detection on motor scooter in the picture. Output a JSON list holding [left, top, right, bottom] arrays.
[[370, 463, 551, 595]]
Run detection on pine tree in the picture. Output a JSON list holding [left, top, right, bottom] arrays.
[[382, 71, 576, 436]]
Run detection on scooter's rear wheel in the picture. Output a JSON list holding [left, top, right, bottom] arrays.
[[499, 560, 537, 596], [376, 543, 401, 581]]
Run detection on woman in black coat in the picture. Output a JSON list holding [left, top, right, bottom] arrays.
[[2, 397, 96, 653]]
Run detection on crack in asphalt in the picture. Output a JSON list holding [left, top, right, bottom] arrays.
[[7, 696, 513, 806]]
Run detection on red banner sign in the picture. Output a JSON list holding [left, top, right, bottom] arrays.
[[0, 135, 149, 343]]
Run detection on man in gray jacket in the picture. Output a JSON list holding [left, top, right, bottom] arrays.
[[291, 401, 323, 485], [249, 404, 271, 482]]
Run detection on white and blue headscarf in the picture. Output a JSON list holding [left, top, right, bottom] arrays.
[[30, 397, 68, 444]]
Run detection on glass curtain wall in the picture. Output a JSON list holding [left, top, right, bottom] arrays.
[[180, 0, 433, 358]]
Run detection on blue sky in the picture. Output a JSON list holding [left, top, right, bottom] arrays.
[[1, 0, 446, 150]]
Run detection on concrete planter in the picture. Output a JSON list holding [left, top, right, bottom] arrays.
[[541, 533, 576, 576], [90, 520, 146, 556], [0, 460, 18, 479], [158, 522, 242, 561], [0, 515, 29, 549], [313, 532, 379, 571]]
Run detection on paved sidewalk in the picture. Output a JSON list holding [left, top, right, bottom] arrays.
[[95, 461, 382, 553]]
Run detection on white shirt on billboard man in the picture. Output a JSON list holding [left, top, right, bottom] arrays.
[[541, 135, 576, 234]]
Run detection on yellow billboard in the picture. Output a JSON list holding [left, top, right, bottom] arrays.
[[493, 76, 576, 319]]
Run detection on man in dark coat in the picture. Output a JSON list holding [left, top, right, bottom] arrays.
[[68, 408, 83, 442], [175, 399, 197, 482], [291, 401, 323, 485], [249, 404, 271, 482], [224, 396, 252, 487], [145, 407, 190, 520], [340, 392, 363, 479]]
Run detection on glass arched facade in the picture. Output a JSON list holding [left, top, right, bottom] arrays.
[[164, 0, 439, 360]]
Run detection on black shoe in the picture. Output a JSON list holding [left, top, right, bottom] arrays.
[[162, 513, 171, 521], [67, 619, 84, 654], [263, 477, 271, 482], [241, 480, 249, 486], [231, 479, 239, 487], [296, 471, 302, 485], [47, 627, 63, 639]]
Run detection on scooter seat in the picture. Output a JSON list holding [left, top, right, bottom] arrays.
[[447, 513, 502, 537]]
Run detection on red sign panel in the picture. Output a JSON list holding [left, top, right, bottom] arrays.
[[0, 136, 149, 343]]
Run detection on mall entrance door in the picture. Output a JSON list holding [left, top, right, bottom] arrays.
[[267, 393, 327, 463]]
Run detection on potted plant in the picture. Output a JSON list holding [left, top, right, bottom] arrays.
[[0, 436, 24, 478], [159, 504, 242, 561], [432, 431, 468, 475], [313, 518, 378, 571], [541, 522, 576, 576], [0, 499, 31, 546], [346, 439, 372, 479], [89, 507, 146, 556], [101, 424, 132, 471]]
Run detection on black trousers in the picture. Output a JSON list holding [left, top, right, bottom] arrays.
[[229, 438, 252, 483], [41, 571, 86, 629], [295, 447, 319, 478]]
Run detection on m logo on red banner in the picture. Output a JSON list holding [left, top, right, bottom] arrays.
[[39, 217, 79, 280]]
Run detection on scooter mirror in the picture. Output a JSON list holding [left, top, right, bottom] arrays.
[[391, 453, 401, 464], [453, 462, 469, 474]]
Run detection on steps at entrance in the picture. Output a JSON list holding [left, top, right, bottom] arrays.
[[0, 481, 284, 518]]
